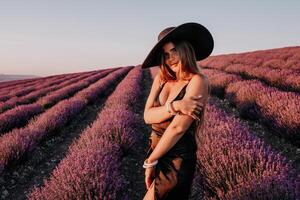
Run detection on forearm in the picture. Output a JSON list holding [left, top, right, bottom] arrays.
[[144, 100, 181, 124], [147, 125, 184, 162]]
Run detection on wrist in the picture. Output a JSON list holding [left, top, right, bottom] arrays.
[[169, 101, 177, 114], [172, 100, 181, 112], [166, 102, 176, 115], [147, 157, 157, 164], [143, 158, 158, 168]]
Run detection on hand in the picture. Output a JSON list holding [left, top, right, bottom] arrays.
[[178, 95, 204, 121], [145, 167, 155, 190]]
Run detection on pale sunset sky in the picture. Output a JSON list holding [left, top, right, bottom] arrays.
[[0, 0, 299, 76]]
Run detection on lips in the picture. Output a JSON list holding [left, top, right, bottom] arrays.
[[171, 62, 178, 67]]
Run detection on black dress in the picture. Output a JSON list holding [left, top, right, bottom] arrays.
[[144, 81, 198, 200]]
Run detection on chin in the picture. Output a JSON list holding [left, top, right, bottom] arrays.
[[169, 66, 176, 71], [167, 64, 179, 72]]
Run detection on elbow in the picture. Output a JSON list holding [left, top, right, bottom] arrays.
[[143, 112, 150, 125], [144, 119, 150, 125], [171, 125, 185, 136]]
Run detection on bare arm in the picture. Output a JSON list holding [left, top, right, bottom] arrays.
[[147, 74, 209, 163], [143, 73, 181, 124]]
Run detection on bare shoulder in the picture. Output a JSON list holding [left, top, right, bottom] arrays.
[[152, 72, 161, 88], [144, 73, 161, 112], [154, 71, 167, 86], [182, 73, 209, 105], [146, 72, 163, 103], [188, 73, 209, 89]]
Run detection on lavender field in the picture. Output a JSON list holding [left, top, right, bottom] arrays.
[[0, 46, 299, 200]]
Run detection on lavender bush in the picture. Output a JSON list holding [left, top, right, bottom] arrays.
[[0, 67, 131, 174], [28, 66, 143, 200]]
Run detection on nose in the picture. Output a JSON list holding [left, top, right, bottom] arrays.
[[170, 53, 175, 59], [169, 51, 177, 61]]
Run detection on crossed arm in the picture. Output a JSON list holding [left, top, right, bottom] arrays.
[[143, 74, 181, 124], [144, 73, 209, 163]]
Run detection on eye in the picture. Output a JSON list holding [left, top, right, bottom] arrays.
[[164, 53, 170, 59]]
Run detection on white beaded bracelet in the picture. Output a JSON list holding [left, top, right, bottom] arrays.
[[143, 159, 158, 169]]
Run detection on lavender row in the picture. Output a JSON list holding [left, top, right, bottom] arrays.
[[199, 46, 300, 71], [0, 74, 65, 90], [149, 67, 159, 79], [201, 68, 243, 95], [192, 97, 299, 199], [0, 70, 98, 114], [0, 70, 102, 101], [0, 71, 85, 89], [201, 62, 300, 93], [225, 79, 300, 145], [0, 69, 100, 92], [203, 68, 300, 145], [0, 66, 132, 174], [36, 69, 116, 107], [0, 73, 79, 98], [0, 78, 39, 89], [0, 75, 67, 101], [224, 64, 300, 92], [0, 69, 113, 135], [28, 66, 143, 200]]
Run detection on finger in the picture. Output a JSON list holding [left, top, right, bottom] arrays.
[[197, 102, 204, 107], [191, 113, 201, 121], [194, 116, 200, 121], [147, 180, 152, 190], [192, 109, 198, 115], [145, 176, 149, 187], [195, 107, 203, 113], [193, 114, 200, 121], [189, 114, 196, 120], [146, 177, 152, 189], [197, 105, 204, 110], [191, 96, 203, 100], [198, 101, 204, 105], [193, 111, 199, 117], [193, 107, 202, 113]]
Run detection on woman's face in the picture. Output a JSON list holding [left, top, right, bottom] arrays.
[[162, 42, 181, 73]]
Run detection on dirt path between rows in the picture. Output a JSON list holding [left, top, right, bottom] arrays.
[[0, 73, 128, 200]]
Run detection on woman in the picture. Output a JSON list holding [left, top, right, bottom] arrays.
[[141, 22, 214, 200]]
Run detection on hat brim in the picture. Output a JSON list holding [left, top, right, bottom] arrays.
[[141, 22, 214, 69]]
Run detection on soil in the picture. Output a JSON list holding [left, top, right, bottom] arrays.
[[0, 73, 126, 200], [121, 69, 150, 200], [1, 68, 298, 200], [121, 69, 205, 200], [209, 96, 300, 173]]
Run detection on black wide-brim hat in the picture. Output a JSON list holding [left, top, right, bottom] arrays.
[[141, 22, 214, 69]]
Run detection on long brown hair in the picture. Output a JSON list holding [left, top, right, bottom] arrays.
[[157, 39, 211, 163], [158, 40, 203, 83]]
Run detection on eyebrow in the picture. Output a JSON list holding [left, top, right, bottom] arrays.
[[164, 47, 176, 53]]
